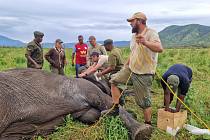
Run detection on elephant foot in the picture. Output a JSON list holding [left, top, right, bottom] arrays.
[[132, 124, 153, 140]]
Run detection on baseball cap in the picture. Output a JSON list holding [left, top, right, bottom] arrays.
[[127, 12, 147, 22], [167, 75, 180, 92], [55, 39, 63, 43], [90, 51, 99, 57]]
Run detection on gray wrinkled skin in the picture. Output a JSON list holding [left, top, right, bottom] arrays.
[[0, 68, 152, 140]]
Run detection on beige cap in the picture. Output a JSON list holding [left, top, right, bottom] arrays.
[[127, 12, 147, 22]]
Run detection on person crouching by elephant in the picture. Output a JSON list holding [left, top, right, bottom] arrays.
[[161, 64, 192, 113], [78, 52, 108, 80], [96, 39, 123, 81], [45, 39, 67, 75]]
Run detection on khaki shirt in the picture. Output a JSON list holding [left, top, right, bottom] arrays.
[[96, 55, 109, 70], [129, 28, 161, 74], [87, 44, 107, 66], [108, 47, 123, 75], [25, 40, 44, 68]]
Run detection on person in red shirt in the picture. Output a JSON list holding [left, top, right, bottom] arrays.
[[72, 35, 88, 77]]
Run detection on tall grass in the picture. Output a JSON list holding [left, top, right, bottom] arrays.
[[0, 47, 209, 140]]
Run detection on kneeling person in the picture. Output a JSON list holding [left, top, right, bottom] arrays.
[[45, 39, 67, 75], [161, 64, 192, 113], [97, 39, 123, 79], [79, 52, 108, 79]]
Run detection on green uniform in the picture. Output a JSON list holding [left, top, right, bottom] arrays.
[[25, 40, 44, 69], [108, 47, 123, 75]]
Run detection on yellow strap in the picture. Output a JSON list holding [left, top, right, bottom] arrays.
[[82, 41, 210, 137]]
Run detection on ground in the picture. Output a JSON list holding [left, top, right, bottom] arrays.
[[0, 47, 209, 140]]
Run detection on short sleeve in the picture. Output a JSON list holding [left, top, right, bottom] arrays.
[[26, 45, 35, 55], [97, 55, 108, 66], [27, 45, 35, 52], [148, 30, 161, 43], [73, 46, 76, 53], [100, 46, 107, 55], [108, 54, 117, 67]]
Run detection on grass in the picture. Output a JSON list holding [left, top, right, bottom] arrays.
[[0, 47, 209, 140]]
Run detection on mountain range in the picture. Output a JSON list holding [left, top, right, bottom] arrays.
[[0, 24, 210, 48]]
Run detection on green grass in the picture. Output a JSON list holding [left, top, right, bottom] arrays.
[[0, 47, 209, 140]]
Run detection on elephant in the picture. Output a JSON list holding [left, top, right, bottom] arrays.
[[0, 68, 152, 140]]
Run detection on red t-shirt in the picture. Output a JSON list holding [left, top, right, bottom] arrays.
[[74, 43, 88, 64]]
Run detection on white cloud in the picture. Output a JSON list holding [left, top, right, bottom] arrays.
[[0, 0, 209, 42]]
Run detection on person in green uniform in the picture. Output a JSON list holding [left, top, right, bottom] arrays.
[[25, 31, 44, 69], [45, 39, 67, 75], [96, 39, 123, 78]]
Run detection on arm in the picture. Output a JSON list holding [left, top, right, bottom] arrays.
[[164, 88, 171, 112], [175, 95, 185, 112], [97, 54, 116, 77], [63, 52, 68, 66], [86, 48, 91, 66], [136, 32, 163, 53], [44, 49, 57, 67], [72, 47, 76, 66], [72, 52, 75, 66], [25, 45, 41, 68], [79, 63, 97, 77], [144, 41, 163, 53], [85, 63, 102, 75], [100, 45, 107, 55]]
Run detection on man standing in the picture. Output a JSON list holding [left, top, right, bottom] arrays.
[[72, 35, 88, 78], [161, 64, 192, 113], [87, 36, 107, 66], [45, 39, 67, 75], [108, 12, 163, 125], [25, 31, 44, 69], [97, 39, 123, 79]]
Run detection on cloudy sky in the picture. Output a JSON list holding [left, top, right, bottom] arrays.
[[0, 0, 210, 43]]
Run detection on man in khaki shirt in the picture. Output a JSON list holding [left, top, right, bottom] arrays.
[[87, 36, 107, 66], [108, 12, 163, 125]]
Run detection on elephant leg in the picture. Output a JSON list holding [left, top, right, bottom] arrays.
[[78, 108, 101, 124]]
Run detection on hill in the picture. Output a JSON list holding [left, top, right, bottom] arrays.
[[0, 35, 25, 47], [1, 24, 210, 48], [159, 24, 210, 48]]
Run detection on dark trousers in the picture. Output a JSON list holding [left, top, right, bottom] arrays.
[[75, 64, 86, 78], [50, 66, 64, 75]]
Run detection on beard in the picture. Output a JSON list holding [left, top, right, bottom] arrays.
[[131, 22, 139, 33], [132, 27, 138, 33]]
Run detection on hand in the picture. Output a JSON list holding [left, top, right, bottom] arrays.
[[136, 34, 147, 45], [64, 60, 68, 65], [96, 72, 103, 77], [78, 73, 86, 78], [35, 64, 42, 69], [72, 62, 74, 67]]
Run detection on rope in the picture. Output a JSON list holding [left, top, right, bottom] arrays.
[[140, 44, 210, 130], [82, 37, 210, 137]]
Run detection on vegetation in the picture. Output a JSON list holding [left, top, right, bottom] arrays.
[[159, 24, 210, 48], [0, 47, 209, 140]]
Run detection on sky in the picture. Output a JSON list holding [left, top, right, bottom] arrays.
[[0, 0, 210, 43]]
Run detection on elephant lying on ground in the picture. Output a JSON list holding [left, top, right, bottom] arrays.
[[0, 68, 152, 140]]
